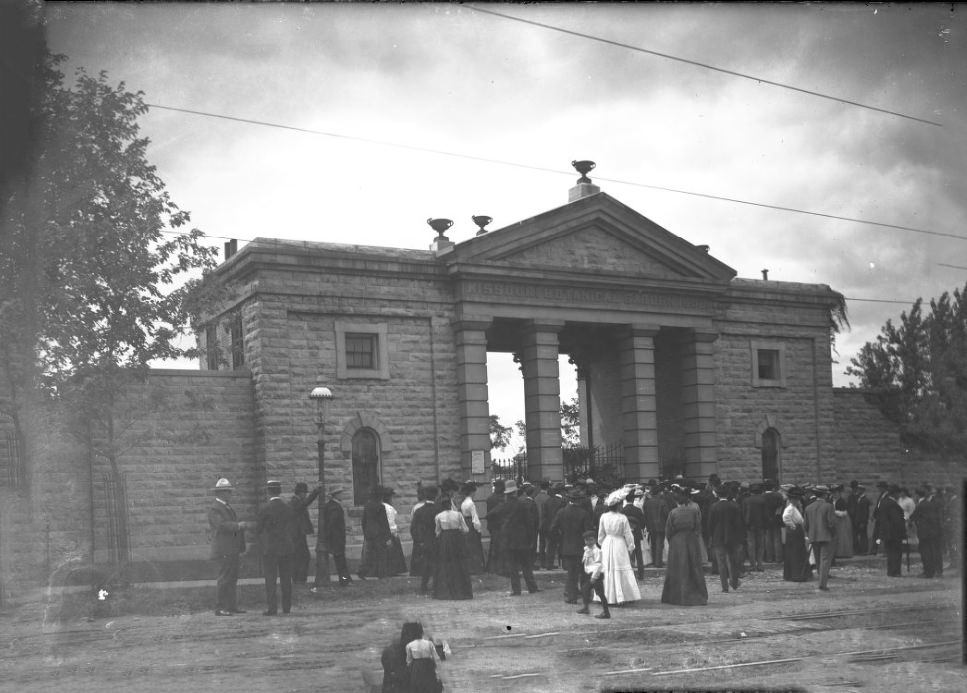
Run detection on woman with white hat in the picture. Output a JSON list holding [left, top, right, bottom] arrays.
[[597, 487, 641, 605]]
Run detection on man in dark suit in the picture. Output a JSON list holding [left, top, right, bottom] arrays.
[[208, 477, 248, 616], [877, 484, 907, 576], [708, 483, 745, 592], [848, 481, 870, 555], [495, 480, 541, 595], [534, 480, 550, 569], [288, 481, 321, 586], [869, 480, 890, 554], [642, 483, 668, 567], [622, 488, 646, 580], [762, 479, 785, 564], [521, 483, 540, 569], [804, 485, 836, 591], [743, 483, 769, 572], [411, 485, 439, 595], [313, 486, 350, 590], [255, 480, 296, 615], [912, 484, 943, 578], [485, 479, 505, 573], [541, 483, 566, 569], [550, 488, 592, 603]]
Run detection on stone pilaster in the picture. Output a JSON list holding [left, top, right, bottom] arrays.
[[619, 325, 660, 482], [683, 329, 719, 480], [520, 321, 565, 482], [454, 320, 491, 482]]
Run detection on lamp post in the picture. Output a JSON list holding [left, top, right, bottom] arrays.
[[309, 381, 334, 589]]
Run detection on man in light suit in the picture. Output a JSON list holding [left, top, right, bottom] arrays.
[[804, 485, 836, 591], [255, 479, 296, 615], [208, 477, 248, 616]]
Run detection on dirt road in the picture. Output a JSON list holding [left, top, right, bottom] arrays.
[[3, 558, 962, 693]]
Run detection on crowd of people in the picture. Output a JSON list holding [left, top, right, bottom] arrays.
[[206, 473, 960, 692]]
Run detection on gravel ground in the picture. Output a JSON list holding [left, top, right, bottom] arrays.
[[2, 555, 962, 693]]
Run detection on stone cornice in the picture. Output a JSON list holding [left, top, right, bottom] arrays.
[[213, 238, 445, 284]]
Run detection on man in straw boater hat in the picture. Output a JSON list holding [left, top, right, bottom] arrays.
[[255, 479, 296, 615], [208, 477, 248, 616]]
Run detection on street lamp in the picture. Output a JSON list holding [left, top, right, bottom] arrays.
[[309, 381, 334, 589]]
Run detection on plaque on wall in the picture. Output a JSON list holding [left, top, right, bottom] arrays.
[[471, 450, 485, 475]]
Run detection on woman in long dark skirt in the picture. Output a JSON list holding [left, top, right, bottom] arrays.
[[381, 621, 423, 693], [383, 487, 408, 576], [404, 622, 444, 693], [661, 485, 708, 606], [360, 487, 391, 579], [409, 486, 428, 577], [459, 482, 486, 574], [782, 487, 813, 582], [432, 497, 473, 600]]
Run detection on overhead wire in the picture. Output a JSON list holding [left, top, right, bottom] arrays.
[[144, 103, 965, 243], [465, 5, 943, 128]]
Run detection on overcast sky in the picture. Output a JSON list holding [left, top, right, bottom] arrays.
[[45, 3, 966, 450]]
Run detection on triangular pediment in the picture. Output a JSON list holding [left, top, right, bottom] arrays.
[[496, 223, 684, 278], [446, 192, 736, 281]]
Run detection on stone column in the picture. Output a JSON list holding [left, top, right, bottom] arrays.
[[619, 325, 660, 482], [520, 321, 564, 483], [454, 320, 491, 482], [682, 329, 718, 480]]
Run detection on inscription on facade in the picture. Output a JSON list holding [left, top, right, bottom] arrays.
[[462, 281, 709, 311]]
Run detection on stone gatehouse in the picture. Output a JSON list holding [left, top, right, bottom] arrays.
[[2, 169, 957, 589], [197, 172, 844, 507]]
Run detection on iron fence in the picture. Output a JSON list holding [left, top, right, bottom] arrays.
[[100, 472, 131, 565], [491, 442, 626, 485], [0, 432, 25, 490]]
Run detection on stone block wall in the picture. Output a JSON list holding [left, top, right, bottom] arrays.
[[714, 289, 837, 484], [234, 263, 463, 547], [0, 369, 257, 593], [832, 389, 961, 487]]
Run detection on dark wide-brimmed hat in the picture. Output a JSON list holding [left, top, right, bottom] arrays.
[[567, 488, 586, 501], [786, 486, 805, 498]]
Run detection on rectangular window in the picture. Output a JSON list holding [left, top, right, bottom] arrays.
[[230, 312, 245, 370], [757, 349, 780, 381], [335, 322, 390, 379], [205, 324, 219, 370], [345, 333, 378, 369], [751, 340, 786, 387]]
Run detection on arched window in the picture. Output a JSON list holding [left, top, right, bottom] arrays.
[[352, 428, 381, 505], [761, 427, 781, 481]]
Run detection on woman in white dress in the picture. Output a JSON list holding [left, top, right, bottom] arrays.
[[597, 489, 641, 605]]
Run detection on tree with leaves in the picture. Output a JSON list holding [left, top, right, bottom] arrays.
[[0, 54, 217, 556], [845, 282, 967, 455]]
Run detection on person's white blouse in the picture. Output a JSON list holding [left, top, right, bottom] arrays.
[[435, 509, 468, 536], [460, 496, 481, 532], [383, 503, 399, 536], [782, 502, 804, 529], [406, 637, 440, 664]]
